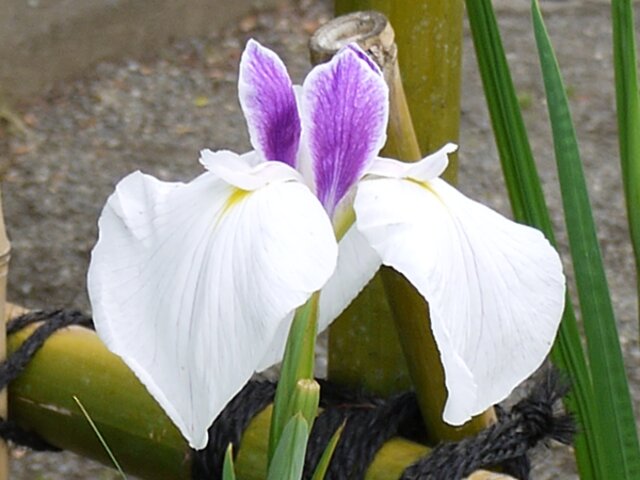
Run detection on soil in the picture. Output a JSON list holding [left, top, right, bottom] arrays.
[[1, 0, 638, 478]]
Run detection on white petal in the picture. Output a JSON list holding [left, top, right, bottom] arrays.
[[354, 177, 565, 424], [366, 143, 457, 180], [318, 226, 381, 332], [88, 170, 337, 448], [256, 226, 381, 372], [199, 149, 303, 190]]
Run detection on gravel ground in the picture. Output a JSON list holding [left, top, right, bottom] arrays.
[[1, 0, 638, 478]]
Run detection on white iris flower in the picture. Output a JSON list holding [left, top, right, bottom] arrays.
[[88, 40, 565, 449]]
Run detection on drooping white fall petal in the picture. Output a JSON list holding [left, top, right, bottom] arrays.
[[88, 159, 337, 449], [318, 226, 382, 332], [354, 161, 565, 424]]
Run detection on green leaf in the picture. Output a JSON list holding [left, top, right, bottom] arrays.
[[611, 0, 640, 313], [268, 293, 319, 464], [310, 423, 344, 480], [532, 2, 640, 477], [267, 414, 309, 480], [222, 444, 237, 480], [464, 1, 601, 478]]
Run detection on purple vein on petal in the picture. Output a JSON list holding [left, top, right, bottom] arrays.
[[238, 39, 301, 168], [303, 46, 388, 216]]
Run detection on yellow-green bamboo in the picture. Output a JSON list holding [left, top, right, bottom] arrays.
[[236, 404, 511, 480], [311, 11, 413, 397], [0, 189, 10, 478], [334, 0, 464, 184], [315, 9, 495, 441], [7, 315, 512, 478], [7, 316, 190, 480]]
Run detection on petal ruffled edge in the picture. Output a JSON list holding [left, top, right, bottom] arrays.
[[365, 143, 457, 180], [199, 149, 303, 191]]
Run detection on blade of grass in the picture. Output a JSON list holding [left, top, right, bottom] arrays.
[[73, 395, 127, 480], [611, 0, 640, 313], [310, 423, 344, 480], [222, 444, 237, 480], [464, 2, 603, 478], [532, 2, 640, 477]]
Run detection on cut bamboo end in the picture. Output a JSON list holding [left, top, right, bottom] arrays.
[[309, 10, 421, 161], [309, 11, 394, 68]]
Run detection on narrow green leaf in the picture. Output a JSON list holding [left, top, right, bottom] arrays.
[[267, 414, 309, 480], [268, 293, 319, 463], [311, 423, 345, 480], [222, 444, 237, 480], [73, 395, 127, 480], [464, 2, 602, 478], [532, 2, 640, 477], [611, 0, 640, 312]]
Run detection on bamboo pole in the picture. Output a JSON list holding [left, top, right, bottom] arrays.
[[311, 10, 495, 443], [334, 0, 464, 183], [6, 312, 514, 479], [0, 189, 10, 479], [7, 318, 190, 480], [311, 11, 413, 398]]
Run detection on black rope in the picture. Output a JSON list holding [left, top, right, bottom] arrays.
[[399, 370, 574, 480], [192, 369, 573, 480], [0, 310, 574, 480]]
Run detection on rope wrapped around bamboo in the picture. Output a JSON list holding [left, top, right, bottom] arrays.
[[2, 307, 572, 480]]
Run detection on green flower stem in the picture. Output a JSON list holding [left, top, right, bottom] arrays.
[[268, 292, 319, 464]]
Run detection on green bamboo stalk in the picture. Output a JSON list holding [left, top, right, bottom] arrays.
[[315, 9, 493, 441], [7, 317, 189, 480], [0, 189, 10, 478], [7, 315, 517, 479], [335, 0, 463, 183], [319, 6, 464, 400], [310, 11, 413, 398]]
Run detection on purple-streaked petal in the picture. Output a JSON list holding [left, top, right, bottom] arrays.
[[238, 39, 301, 167], [302, 45, 388, 216]]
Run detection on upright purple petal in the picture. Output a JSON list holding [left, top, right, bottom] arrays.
[[302, 45, 388, 216], [238, 39, 301, 168]]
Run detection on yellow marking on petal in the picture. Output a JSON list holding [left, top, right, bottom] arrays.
[[217, 188, 251, 226], [407, 178, 445, 204]]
